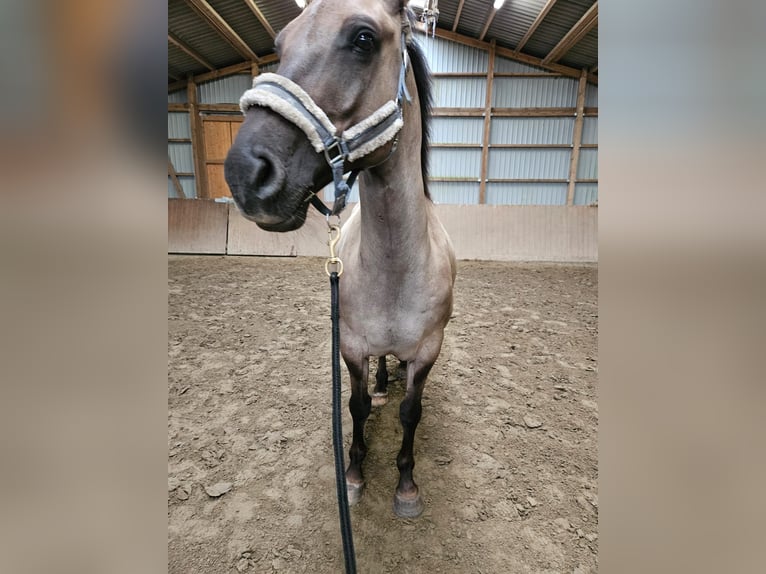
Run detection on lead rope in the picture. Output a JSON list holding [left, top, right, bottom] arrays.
[[318, 26, 411, 571], [326, 224, 356, 574]]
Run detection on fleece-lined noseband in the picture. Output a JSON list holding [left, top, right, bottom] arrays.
[[239, 26, 412, 217]]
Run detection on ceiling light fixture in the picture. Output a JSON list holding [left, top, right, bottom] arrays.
[[493, 0, 506, 9], [295, 0, 306, 8]]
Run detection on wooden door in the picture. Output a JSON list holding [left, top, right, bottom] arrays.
[[202, 115, 243, 199]]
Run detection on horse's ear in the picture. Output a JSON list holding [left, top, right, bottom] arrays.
[[387, 0, 409, 13]]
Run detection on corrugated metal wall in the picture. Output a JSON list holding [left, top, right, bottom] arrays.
[[493, 58, 550, 74], [430, 181, 480, 204], [573, 183, 598, 206], [198, 75, 252, 104], [168, 113, 191, 138], [490, 117, 574, 144], [492, 77, 578, 107], [168, 143, 194, 173], [431, 117, 484, 144], [582, 117, 598, 144], [576, 148, 598, 180], [420, 35, 488, 73], [168, 177, 196, 199], [168, 112, 196, 198], [421, 39, 597, 206], [433, 77, 486, 107], [585, 83, 598, 108], [168, 90, 187, 104], [432, 149, 483, 178], [488, 149, 571, 179], [487, 183, 568, 205]]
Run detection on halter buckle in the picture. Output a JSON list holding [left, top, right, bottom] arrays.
[[324, 140, 346, 166]]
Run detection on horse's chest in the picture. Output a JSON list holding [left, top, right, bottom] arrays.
[[341, 280, 443, 356]]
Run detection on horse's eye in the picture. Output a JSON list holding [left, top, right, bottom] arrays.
[[353, 31, 375, 53]]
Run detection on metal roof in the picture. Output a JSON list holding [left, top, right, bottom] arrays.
[[168, 0, 597, 86]]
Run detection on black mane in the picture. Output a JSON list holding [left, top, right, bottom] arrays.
[[405, 28, 433, 200]]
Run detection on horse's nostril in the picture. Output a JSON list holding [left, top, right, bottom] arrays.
[[225, 147, 285, 201], [252, 156, 275, 193], [247, 153, 284, 201]]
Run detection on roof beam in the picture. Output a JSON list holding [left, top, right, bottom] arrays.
[[168, 61, 250, 92], [434, 28, 597, 84], [167, 53, 280, 92], [479, 7, 499, 42], [183, 0, 260, 62], [168, 32, 214, 71], [452, 0, 465, 32], [542, 1, 598, 65], [515, 0, 559, 54], [243, 0, 277, 39]]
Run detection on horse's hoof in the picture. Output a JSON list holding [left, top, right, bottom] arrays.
[[393, 489, 424, 518], [346, 480, 365, 505], [371, 392, 388, 407]]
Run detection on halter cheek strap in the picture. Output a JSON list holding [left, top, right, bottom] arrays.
[[239, 32, 412, 217]]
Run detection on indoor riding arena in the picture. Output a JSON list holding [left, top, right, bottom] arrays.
[[168, 1, 598, 573]]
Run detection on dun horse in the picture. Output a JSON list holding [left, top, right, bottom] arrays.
[[224, 0, 456, 518]]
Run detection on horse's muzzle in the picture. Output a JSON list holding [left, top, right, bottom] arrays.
[[224, 146, 303, 230], [224, 146, 285, 203]]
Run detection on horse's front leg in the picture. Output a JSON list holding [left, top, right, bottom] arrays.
[[393, 358, 435, 518], [343, 355, 370, 505]]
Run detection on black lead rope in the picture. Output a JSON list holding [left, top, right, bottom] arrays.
[[330, 271, 357, 574]]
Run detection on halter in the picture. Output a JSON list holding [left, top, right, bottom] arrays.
[[239, 30, 412, 217]]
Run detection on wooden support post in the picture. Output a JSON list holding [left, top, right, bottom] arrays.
[[478, 40, 496, 205], [188, 78, 208, 199], [168, 155, 187, 199], [566, 69, 588, 205], [251, 61, 259, 78]]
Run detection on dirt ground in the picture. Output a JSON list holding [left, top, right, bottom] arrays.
[[168, 255, 598, 574]]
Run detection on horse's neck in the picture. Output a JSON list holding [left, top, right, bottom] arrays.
[[357, 156, 430, 264], [357, 69, 429, 265]]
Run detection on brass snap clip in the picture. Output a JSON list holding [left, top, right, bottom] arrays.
[[325, 223, 343, 277]]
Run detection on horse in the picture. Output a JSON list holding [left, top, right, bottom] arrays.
[[224, 0, 456, 518]]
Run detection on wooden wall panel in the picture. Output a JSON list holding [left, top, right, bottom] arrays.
[[226, 203, 331, 256], [201, 116, 243, 199], [168, 199, 228, 254], [230, 121, 241, 141], [434, 204, 597, 261], [203, 121, 232, 161], [223, 202, 597, 261], [168, 201, 596, 261], [206, 164, 230, 199]]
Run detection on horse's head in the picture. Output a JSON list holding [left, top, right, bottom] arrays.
[[224, 0, 412, 231]]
